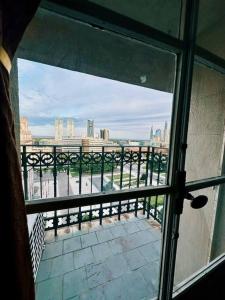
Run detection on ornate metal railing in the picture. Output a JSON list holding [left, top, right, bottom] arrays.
[[21, 145, 168, 233]]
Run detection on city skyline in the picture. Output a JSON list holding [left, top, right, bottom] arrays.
[[18, 58, 173, 140]]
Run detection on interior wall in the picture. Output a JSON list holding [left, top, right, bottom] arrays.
[[174, 64, 225, 284]]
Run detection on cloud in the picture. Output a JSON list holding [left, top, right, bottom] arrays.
[[18, 59, 172, 139], [29, 124, 54, 136]]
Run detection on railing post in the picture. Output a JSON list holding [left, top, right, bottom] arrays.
[[99, 146, 105, 225], [53, 146, 58, 236], [154, 151, 162, 220], [129, 150, 133, 189], [90, 150, 93, 193], [67, 151, 70, 196], [110, 151, 115, 217], [147, 197, 150, 219], [143, 146, 150, 214], [39, 150, 43, 199], [118, 146, 124, 221], [150, 147, 154, 185], [22, 145, 29, 200], [135, 147, 142, 217], [67, 150, 70, 227], [78, 146, 82, 230]]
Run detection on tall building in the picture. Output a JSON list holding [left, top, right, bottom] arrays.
[[87, 120, 94, 138], [163, 121, 168, 142], [66, 118, 75, 138], [100, 128, 109, 141], [20, 117, 32, 144], [150, 126, 154, 140], [154, 128, 162, 142], [55, 118, 63, 140]]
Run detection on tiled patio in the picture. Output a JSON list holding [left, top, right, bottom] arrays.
[[36, 214, 161, 300]]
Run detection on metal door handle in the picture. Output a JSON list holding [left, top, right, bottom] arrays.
[[185, 193, 208, 209]]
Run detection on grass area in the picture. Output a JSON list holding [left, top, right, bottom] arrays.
[[70, 170, 79, 177], [148, 195, 165, 206]]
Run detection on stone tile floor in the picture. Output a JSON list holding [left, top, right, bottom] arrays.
[[36, 214, 161, 300]]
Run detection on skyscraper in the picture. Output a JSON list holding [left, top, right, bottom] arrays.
[[55, 118, 63, 140], [87, 120, 94, 138], [100, 128, 109, 141], [163, 121, 168, 142], [150, 126, 154, 141], [66, 118, 75, 138]]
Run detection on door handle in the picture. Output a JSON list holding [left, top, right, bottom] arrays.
[[185, 193, 208, 209]]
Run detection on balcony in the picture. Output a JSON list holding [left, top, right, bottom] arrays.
[[36, 215, 161, 299], [23, 145, 167, 299]]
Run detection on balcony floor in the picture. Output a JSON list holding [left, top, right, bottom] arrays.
[[36, 214, 161, 300]]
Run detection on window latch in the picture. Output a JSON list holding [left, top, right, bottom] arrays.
[[184, 192, 208, 209]]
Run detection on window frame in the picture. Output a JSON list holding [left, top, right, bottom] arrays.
[[24, 0, 225, 299]]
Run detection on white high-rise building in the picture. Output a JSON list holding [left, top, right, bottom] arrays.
[[87, 120, 94, 138], [66, 118, 75, 138], [150, 126, 154, 141], [55, 118, 63, 140], [163, 121, 169, 143]]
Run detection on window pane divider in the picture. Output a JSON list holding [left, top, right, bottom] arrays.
[[186, 175, 225, 192], [26, 184, 172, 214]]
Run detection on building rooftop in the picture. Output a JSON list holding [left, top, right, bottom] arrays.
[[36, 214, 161, 300]]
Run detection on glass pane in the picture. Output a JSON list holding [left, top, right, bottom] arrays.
[[197, 0, 225, 59], [89, 0, 184, 38], [35, 195, 167, 299], [17, 8, 176, 300], [185, 62, 225, 181], [174, 184, 225, 290], [18, 8, 176, 199]]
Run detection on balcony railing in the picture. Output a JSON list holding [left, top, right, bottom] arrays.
[[21, 145, 168, 234]]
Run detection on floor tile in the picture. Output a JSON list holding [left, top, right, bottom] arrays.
[[81, 232, 98, 248], [96, 229, 114, 243], [36, 276, 63, 300], [63, 267, 87, 299], [63, 236, 82, 253], [92, 242, 112, 262], [42, 241, 63, 260], [74, 247, 95, 269], [124, 248, 147, 270], [51, 252, 74, 277]]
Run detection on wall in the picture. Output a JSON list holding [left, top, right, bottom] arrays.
[[174, 64, 225, 284]]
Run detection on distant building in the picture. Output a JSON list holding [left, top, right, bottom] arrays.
[[150, 126, 154, 141], [55, 118, 63, 140], [154, 128, 162, 142], [100, 128, 109, 141], [20, 117, 32, 144], [87, 120, 94, 138], [82, 137, 103, 152], [66, 118, 75, 138], [128, 140, 140, 146], [163, 121, 168, 143]]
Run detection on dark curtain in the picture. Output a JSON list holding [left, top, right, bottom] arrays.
[[0, 1, 40, 299]]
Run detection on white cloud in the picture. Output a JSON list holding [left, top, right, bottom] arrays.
[[18, 59, 173, 139], [30, 124, 54, 136]]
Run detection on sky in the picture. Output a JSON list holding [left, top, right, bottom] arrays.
[[18, 58, 173, 140]]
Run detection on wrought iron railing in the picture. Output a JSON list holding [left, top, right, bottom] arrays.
[[21, 145, 168, 233]]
